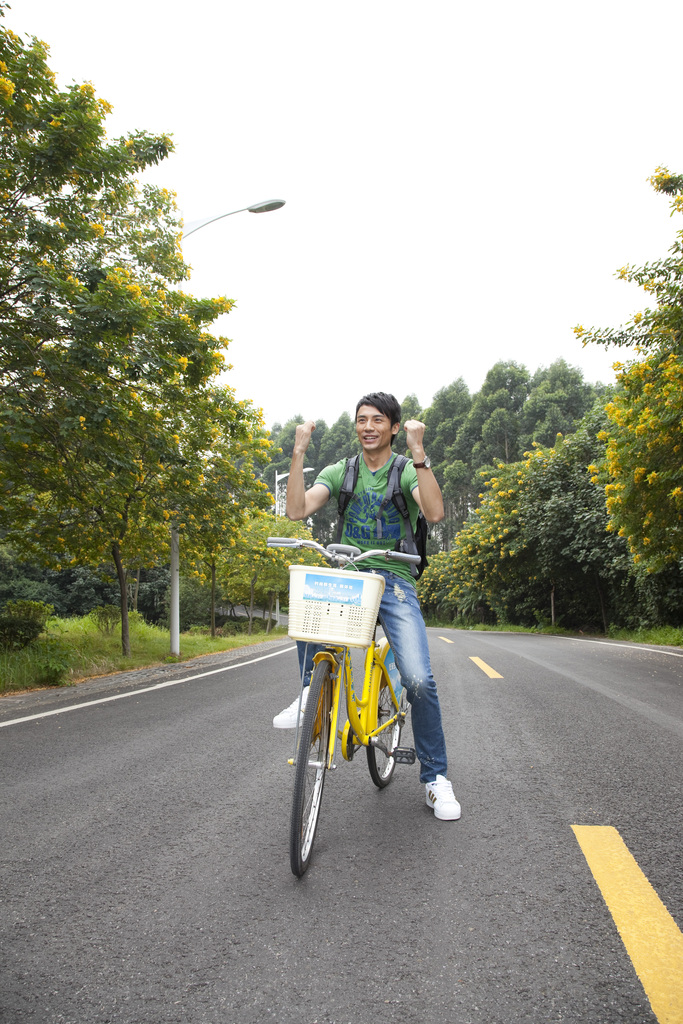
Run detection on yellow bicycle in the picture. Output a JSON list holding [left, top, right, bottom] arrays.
[[268, 537, 420, 876]]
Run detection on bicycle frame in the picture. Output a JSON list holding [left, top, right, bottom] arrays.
[[296, 635, 405, 771]]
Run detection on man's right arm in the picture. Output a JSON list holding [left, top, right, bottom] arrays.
[[286, 420, 331, 521]]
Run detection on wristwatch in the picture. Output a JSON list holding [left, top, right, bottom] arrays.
[[413, 456, 431, 469]]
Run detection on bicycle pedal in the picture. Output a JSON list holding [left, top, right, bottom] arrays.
[[391, 746, 416, 764]]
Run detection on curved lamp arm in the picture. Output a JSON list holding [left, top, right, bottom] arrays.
[[182, 199, 286, 239]]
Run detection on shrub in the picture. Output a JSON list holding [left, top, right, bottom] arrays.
[[90, 604, 121, 634], [4, 599, 54, 624], [30, 636, 71, 686], [0, 614, 43, 650], [0, 599, 54, 650]]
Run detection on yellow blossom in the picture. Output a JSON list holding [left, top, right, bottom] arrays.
[[0, 77, 15, 102]]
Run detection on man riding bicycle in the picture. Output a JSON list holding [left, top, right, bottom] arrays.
[[274, 392, 461, 822]]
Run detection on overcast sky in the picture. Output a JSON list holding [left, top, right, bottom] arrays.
[[10, 0, 683, 429]]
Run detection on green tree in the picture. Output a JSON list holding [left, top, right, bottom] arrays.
[[455, 361, 530, 468], [268, 416, 307, 488], [316, 411, 358, 467], [519, 359, 599, 451], [419, 380, 472, 550], [221, 513, 323, 633], [422, 380, 470, 468], [519, 411, 632, 631], [394, 393, 423, 455], [179, 396, 274, 635]]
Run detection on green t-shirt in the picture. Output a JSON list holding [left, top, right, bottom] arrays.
[[315, 454, 420, 584]]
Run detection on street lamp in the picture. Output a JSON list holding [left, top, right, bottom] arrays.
[[169, 198, 285, 657], [272, 467, 314, 625], [274, 467, 314, 517]]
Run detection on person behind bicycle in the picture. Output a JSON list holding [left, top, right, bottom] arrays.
[[274, 392, 461, 821]]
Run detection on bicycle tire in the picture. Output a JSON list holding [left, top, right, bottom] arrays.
[[290, 659, 333, 877], [367, 683, 404, 788]]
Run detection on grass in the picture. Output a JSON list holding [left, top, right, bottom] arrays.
[[0, 614, 290, 694], [423, 617, 683, 646], [4, 614, 681, 696], [605, 624, 683, 647]]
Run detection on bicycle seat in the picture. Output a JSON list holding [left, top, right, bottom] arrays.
[[327, 543, 362, 557]]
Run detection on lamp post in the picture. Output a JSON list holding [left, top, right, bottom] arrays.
[[274, 467, 314, 517], [272, 467, 314, 624], [169, 199, 285, 657]]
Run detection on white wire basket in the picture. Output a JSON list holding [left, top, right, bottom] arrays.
[[287, 565, 385, 648]]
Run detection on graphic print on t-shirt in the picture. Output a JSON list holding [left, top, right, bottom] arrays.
[[343, 484, 402, 545]]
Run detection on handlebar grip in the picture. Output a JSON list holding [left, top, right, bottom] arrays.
[[384, 550, 421, 565], [267, 537, 299, 547]]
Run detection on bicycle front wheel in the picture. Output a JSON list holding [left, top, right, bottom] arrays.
[[290, 659, 334, 877], [367, 684, 405, 788]]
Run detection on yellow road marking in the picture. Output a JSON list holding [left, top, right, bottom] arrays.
[[572, 825, 683, 1024], [469, 656, 503, 679], [438, 636, 454, 644]]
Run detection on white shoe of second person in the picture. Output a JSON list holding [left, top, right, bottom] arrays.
[[273, 687, 308, 729]]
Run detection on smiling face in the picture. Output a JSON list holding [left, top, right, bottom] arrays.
[[355, 404, 400, 457]]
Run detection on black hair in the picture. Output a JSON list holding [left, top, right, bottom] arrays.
[[355, 392, 401, 445]]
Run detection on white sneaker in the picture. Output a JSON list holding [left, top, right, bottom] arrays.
[[273, 688, 308, 729], [425, 775, 461, 820]]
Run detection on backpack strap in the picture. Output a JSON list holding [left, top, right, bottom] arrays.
[[335, 454, 360, 543], [375, 454, 414, 542], [378, 454, 422, 578]]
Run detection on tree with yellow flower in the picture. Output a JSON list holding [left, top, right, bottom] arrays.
[[577, 168, 683, 572], [0, 13, 265, 655]]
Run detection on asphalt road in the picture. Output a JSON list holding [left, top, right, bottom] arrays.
[[1, 630, 681, 1024]]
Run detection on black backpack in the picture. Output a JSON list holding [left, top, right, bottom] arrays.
[[335, 454, 429, 578]]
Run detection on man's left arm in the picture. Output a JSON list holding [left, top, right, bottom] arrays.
[[404, 419, 445, 523]]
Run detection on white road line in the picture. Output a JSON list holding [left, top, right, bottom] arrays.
[[0, 646, 298, 729], [550, 635, 683, 658], [428, 628, 683, 659]]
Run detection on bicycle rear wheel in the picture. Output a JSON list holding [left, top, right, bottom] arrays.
[[367, 683, 405, 788], [290, 658, 334, 877]]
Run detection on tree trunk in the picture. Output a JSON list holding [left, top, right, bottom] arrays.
[[550, 584, 555, 626], [248, 573, 257, 635], [112, 541, 131, 657], [210, 561, 216, 638], [595, 575, 608, 634]]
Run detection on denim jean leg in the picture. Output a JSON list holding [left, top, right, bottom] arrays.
[[376, 571, 448, 783], [296, 640, 321, 689]]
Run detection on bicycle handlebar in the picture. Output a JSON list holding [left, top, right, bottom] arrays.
[[267, 537, 421, 567], [384, 549, 421, 565]]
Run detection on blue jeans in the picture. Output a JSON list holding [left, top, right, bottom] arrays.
[[297, 569, 448, 783]]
